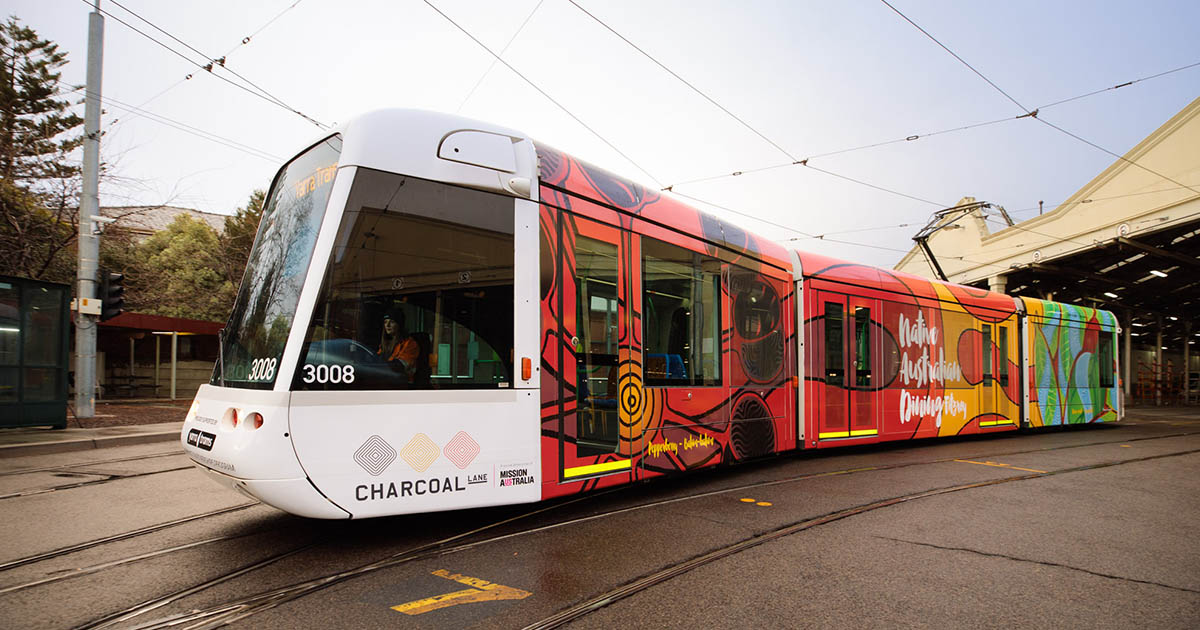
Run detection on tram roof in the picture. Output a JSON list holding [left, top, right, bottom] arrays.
[[794, 249, 1022, 316]]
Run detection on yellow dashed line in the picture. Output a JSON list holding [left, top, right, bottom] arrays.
[[955, 459, 1047, 474]]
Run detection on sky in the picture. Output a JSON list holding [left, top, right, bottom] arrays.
[[9, 0, 1200, 268]]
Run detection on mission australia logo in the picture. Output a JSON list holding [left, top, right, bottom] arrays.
[[498, 464, 535, 488], [354, 435, 397, 476]]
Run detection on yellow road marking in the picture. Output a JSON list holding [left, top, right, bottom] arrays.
[[755, 501, 773, 507], [392, 570, 532, 615], [1120, 444, 1131, 448], [955, 459, 1047, 474], [740, 498, 756, 503], [563, 458, 631, 479]]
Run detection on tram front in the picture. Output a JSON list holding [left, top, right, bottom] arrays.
[[181, 110, 543, 518]]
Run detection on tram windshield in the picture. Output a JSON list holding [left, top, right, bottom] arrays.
[[214, 136, 342, 389], [293, 168, 514, 391]]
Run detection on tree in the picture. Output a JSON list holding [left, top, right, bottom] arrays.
[[220, 189, 265, 285], [136, 214, 236, 322], [0, 17, 85, 282]]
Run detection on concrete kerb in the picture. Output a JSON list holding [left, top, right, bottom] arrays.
[[0, 422, 184, 458]]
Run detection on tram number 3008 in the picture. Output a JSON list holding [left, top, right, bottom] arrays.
[[302, 363, 356, 384], [247, 358, 278, 381]]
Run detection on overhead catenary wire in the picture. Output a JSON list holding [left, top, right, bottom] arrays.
[[567, 0, 947, 210], [422, 0, 664, 188], [456, 0, 545, 113], [879, 0, 1200, 199], [54, 78, 283, 163], [663, 58, 1200, 191], [78, 0, 327, 129], [105, 0, 321, 128], [106, 0, 306, 131], [569, 0, 798, 163]]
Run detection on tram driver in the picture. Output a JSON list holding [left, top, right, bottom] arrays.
[[378, 310, 433, 387]]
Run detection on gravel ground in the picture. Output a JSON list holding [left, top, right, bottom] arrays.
[[67, 400, 192, 428]]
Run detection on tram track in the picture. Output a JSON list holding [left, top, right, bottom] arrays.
[[0, 465, 198, 500], [73, 429, 1200, 630], [0, 503, 258, 573], [521, 446, 1200, 629], [0, 450, 184, 478]]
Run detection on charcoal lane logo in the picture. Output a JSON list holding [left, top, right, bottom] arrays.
[[186, 429, 216, 451], [354, 435, 398, 476], [442, 431, 480, 469]]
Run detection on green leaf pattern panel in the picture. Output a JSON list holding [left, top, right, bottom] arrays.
[[1032, 301, 1118, 425]]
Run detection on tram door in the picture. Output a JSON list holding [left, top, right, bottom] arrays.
[[982, 320, 1015, 426], [817, 293, 879, 440], [562, 218, 632, 480]]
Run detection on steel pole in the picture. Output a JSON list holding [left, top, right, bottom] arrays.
[[74, 3, 104, 418]]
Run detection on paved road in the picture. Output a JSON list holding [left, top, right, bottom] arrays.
[[0, 409, 1196, 629]]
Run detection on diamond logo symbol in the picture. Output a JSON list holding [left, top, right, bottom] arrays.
[[442, 431, 480, 469], [400, 433, 440, 472], [353, 435, 397, 476]]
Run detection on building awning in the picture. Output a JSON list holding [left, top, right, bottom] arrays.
[[98, 312, 222, 335]]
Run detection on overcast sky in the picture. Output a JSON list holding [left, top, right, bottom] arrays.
[[11, 0, 1200, 267]]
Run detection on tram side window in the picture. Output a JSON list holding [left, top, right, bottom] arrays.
[[294, 168, 514, 391], [981, 324, 992, 385], [642, 238, 721, 387], [998, 326, 1009, 388], [854, 306, 870, 387], [825, 302, 844, 387], [1098, 332, 1115, 388]]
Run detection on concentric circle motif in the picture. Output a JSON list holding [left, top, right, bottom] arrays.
[[617, 367, 658, 456], [741, 331, 784, 383], [618, 371, 643, 419], [729, 394, 775, 461]]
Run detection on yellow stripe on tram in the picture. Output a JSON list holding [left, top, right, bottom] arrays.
[[563, 458, 631, 479], [979, 420, 1013, 427], [819, 429, 878, 439]]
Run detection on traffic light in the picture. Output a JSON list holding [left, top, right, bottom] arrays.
[[99, 270, 125, 321]]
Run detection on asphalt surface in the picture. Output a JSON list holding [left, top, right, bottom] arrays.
[[0, 407, 1196, 629]]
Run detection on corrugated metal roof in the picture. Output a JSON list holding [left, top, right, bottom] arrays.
[[98, 206, 229, 235]]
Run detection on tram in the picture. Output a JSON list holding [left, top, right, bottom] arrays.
[[181, 109, 1122, 519]]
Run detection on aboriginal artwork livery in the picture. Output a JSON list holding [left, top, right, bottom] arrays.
[[798, 253, 1020, 445], [535, 143, 795, 497], [534, 140, 1120, 497], [1021, 298, 1120, 425]]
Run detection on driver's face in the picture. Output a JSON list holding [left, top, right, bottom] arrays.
[[384, 318, 397, 334]]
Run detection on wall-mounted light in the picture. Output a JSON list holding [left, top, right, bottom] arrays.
[[1104, 292, 1119, 298], [1150, 270, 1168, 278]]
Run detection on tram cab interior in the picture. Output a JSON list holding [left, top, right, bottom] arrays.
[[293, 167, 516, 391]]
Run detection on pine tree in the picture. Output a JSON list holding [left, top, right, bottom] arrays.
[[0, 16, 85, 281]]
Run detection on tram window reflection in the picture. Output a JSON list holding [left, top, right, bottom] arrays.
[[642, 237, 721, 387], [295, 169, 514, 391]]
